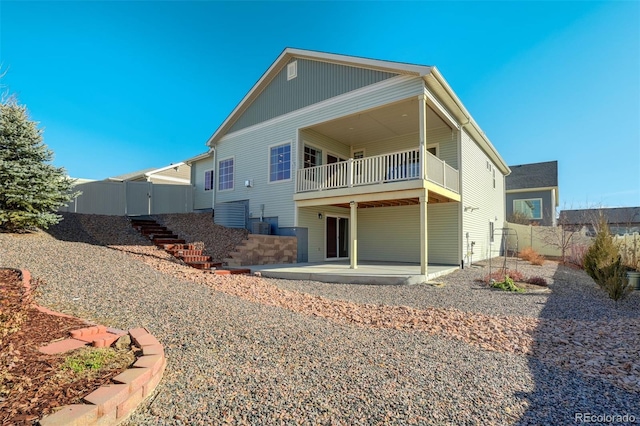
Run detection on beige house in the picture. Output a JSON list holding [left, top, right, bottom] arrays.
[[107, 162, 191, 185], [195, 48, 510, 272]]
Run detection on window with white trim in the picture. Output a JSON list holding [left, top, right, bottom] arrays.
[[269, 143, 291, 182], [514, 199, 542, 220], [204, 169, 214, 191], [218, 158, 234, 191], [304, 145, 322, 168]]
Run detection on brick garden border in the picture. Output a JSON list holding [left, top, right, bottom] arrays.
[[14, 269, 166, 426]]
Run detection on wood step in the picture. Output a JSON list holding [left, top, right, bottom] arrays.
[[168, 249, 203, 257], [187, 261, 223, 270], [179, 255, 211, 263], [139, 227, 169, 235], [151, 234, 178, 241], [214, 269, 251, 275], [154, 238, 186, 246], [163, 243, 196, 251]]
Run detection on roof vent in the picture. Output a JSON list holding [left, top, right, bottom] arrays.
[[287, 61, 297, 81]]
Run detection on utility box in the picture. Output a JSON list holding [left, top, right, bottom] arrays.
[[252, 221, 270, 235]]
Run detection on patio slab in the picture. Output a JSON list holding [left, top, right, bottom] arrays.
[[247, 261, 458, 285]]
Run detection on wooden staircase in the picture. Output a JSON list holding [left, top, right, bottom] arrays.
[[130, 217, 250, 275]]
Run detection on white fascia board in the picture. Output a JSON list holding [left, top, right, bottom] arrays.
[[285, 48, 432, 76], [206, 48, 292, 147], [207, 48, 433, 147], [145, 162, 187, 176], [215, 75, 416, 143], [148, 175, 191, 184], [426, 67, 510, 176], [184, 151, 212, 164], [423, 87, 459, 130]]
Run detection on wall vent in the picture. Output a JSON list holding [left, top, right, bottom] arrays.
[[287, 61, 297, 81]]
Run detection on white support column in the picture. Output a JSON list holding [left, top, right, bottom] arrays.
[[350, 201, 358, 269], [418, 94, 427, 180], [420, 194, 428, 275]]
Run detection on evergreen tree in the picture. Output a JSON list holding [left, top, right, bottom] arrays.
[[583, 212, 632, 301], [0, 99, 77, 232]]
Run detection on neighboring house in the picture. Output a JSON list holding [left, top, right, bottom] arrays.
[[560, 207, 640, 235], [185, 151, 215, 211], [107, 162, 191, 185], [200, 48, 510, 272], [506, 161, 559, 226]]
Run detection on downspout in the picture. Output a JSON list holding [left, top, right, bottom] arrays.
[[211, 145, 216, 213]]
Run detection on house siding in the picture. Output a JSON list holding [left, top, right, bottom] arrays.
[[427, 202, 460, 264], [358, 206, 420, 262], [229, 58, 399, 133], [191, 156, 215, 210], [298, 206, 350, 262], [214, 76, 425, 229], [299, 203, 458, 264], [461, 128, 506, 263], [506, 190, 555, 226], [301, 129, 350, 163]]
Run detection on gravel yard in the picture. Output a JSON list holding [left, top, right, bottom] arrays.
[[1, 213, 638, 425]]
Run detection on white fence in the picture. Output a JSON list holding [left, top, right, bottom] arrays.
[[59, 181, 194, 216], [296, 149, 459, 194]]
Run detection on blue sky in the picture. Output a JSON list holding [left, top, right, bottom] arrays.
[[1, 1, 638, 208]]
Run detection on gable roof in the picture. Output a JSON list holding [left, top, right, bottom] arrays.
[[108, 162, 188, 182], [506, 161, 558, 190], [205, 47, 509, 175], [560, 207, 640, 225]]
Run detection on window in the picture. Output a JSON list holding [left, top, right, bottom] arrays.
[[493, 169, 496, 189], [287, 61, 297, 80], [514, 199, 542, 220], [353, 149, 365, 159], [269, 143, 291, 182], [304, 145, 322, 168], [204, 169, 214, 191], [490, 221, 495, 243], [218, 158, 234, 191]]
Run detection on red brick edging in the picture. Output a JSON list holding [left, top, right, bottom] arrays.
[[15, 269, 166, 426]]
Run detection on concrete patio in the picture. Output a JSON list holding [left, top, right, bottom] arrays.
[[246, 261, 459, 285]]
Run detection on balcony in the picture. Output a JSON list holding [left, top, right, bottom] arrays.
[[295, 149, 459, 195]]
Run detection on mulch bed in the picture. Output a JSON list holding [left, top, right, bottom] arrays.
[[0, 269, 132, 425]]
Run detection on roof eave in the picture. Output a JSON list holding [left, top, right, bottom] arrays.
[[424, 67, 510, 176], [206, 48, 433, 147]]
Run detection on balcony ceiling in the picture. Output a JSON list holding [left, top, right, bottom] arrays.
[[309, 98, 451, 146]]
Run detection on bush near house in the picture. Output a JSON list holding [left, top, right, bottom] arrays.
[[519, 247, 545, 265], [583, 214, 633, 302]]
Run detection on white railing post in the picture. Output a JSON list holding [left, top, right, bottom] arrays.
[[442, 158, 446, 189], [348, 158, 354, 188]]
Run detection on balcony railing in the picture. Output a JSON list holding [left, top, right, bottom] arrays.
[[295, 148, 459, 194]]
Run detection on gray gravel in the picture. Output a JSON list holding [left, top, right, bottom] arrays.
[[270, 259, 640, 321], [0, 213, 638, 425]]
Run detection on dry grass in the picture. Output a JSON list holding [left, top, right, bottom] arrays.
[[519, 246, 545, 266]]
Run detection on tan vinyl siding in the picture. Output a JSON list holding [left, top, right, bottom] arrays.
[[151, 163, 191, 184], [301, 129, 350, 162], [300, 204, 458, 264], [427, 202, 459, 264], [229, 58, 399, 133], [298, 206, 350, 262], [358, 206, 420, 262], [215, 76, 425, 228], [359, 127, 457, 168], [192, 157, 214, 210], [461, 129, 506, 262]]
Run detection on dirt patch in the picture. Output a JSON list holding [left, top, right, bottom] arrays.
[[0, 269, 135, 425]]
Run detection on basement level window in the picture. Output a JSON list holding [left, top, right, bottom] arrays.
[[287, 61, 297, 81]]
